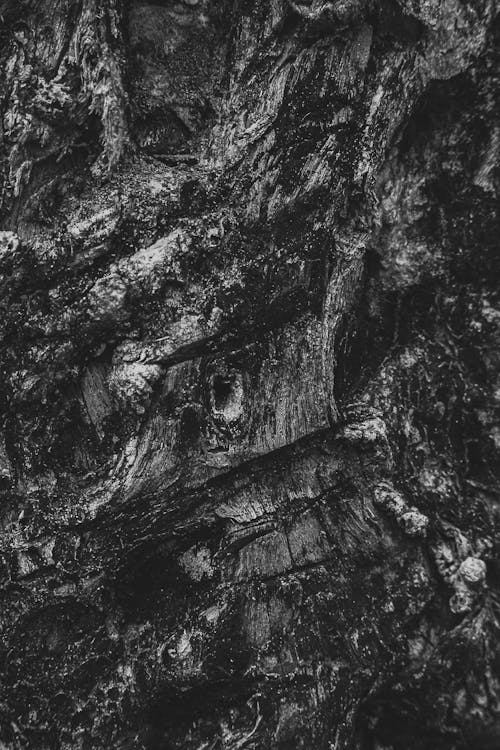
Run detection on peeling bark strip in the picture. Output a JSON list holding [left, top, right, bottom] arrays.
[[0, 1, 500, 748]]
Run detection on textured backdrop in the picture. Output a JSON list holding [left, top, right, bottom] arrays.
[[0, 1, 499, 748]]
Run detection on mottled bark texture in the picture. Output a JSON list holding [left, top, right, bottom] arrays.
[[0, 1, 499, 748]]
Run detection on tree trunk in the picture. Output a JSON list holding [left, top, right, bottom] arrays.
[[0, 1, 499, 748]]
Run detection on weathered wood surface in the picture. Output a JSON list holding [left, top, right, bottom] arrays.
[[0, 1, 500, 748]]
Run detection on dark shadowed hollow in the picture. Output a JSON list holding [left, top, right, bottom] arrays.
[[0, 1, 500, 748]]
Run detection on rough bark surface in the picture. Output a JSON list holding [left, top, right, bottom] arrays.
[[1, 1, 500, 748]]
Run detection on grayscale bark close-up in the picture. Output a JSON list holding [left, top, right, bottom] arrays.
[[1, 1, 500, 748]]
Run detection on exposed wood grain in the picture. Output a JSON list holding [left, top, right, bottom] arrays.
[[0, 1, 499, 748]]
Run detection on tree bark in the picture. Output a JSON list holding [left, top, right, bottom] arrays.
[[0, 1, 500, 748]]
